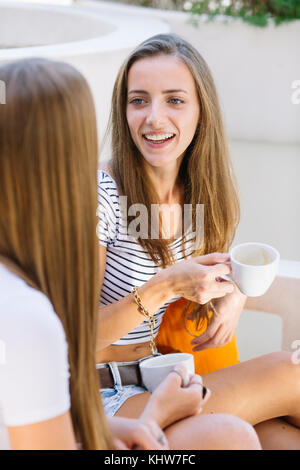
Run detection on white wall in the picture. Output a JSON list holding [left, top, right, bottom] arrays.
[[230, 140, 300, 261], [0, 4, 115, 47], [236, 309, 282, 361]]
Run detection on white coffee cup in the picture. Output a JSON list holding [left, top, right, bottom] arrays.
[[140, 353, 195, 393], [223, 242, 280, 297]]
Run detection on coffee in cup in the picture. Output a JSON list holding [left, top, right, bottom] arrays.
[[223, 242, 280, 297]]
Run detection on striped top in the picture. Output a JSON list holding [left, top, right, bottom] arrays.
[[97, 170, 195, 345]]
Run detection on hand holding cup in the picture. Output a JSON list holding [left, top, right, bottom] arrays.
[[221, 242, 280, 297], [140, 355, 210, 429]]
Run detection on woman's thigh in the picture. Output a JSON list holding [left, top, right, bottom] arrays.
[[116, 351, 300, 425], [115, 391, 151, 419], [201, 351, 300, 425]]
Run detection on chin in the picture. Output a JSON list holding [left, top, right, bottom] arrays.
[[143, 154, 177, 168], [146, 160, 173, 169]]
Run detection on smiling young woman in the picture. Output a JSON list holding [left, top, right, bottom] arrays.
[[96, 34, 300, 449]]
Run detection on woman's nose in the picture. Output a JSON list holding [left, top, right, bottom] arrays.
[[145, 103, 166, 128]]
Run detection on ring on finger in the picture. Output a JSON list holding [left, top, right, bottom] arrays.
[[157, 432, 166, 445], [192, 381, 208, 399]]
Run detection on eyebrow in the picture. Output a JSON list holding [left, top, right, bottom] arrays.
[[128, 89, 188, 95]]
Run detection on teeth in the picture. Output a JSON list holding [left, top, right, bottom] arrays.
[[144, 133, 174, 141]]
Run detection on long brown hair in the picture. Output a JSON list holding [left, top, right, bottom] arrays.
[[0, 58, 114, 449], [109, 34, 240, 325]]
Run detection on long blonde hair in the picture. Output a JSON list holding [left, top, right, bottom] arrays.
[[109, 34, 240, 325], [0, 58, 114, 449]]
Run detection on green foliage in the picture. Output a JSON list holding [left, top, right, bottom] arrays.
[[111, 0, 299, 25], [189, 0, 300, 27]]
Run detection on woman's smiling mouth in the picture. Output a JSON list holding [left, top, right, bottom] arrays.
[[142, 133, 176, 147]]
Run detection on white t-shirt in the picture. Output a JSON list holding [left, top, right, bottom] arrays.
[[0, 264, 71, 449]]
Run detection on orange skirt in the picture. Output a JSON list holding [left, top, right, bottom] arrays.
[[156, 297, 239, 376]]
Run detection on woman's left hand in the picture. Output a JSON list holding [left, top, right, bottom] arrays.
[[190, 282, 247, 351], [107, 416, 169, 450]]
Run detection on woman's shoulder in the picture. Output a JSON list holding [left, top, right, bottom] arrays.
[[0, 264, 70, 428], [0, 264, 66, 349], [97, 164, 122, 216]]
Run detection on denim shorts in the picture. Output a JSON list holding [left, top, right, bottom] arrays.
[[98, 355, 159, 416]]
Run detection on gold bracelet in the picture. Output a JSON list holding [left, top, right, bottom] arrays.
[[132, 287, 157, 355]]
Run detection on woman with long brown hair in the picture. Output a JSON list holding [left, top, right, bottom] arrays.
[[97, 33, 300, 449], [0, 57, 172, 451]]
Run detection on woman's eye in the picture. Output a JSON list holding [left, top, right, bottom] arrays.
[[129, 98, 145, 105], [169, 98, 184, 105]]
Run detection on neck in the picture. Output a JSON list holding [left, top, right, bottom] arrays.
[[144, 159, 183, 204]]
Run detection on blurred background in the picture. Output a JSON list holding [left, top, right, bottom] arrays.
[[1, 0, 299, 358]]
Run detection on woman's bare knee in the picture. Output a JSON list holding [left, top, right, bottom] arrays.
[[215, 414, 261, 450], [165, 413, 261, 450]]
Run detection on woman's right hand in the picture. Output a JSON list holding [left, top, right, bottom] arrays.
[[140, 364, 211, 429], [107, 415, 169, 450], [163, 252, 234, 304]]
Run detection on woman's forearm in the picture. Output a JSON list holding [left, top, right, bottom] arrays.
[[97, 253, 233, 351], [97, 270, 175, 350]]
